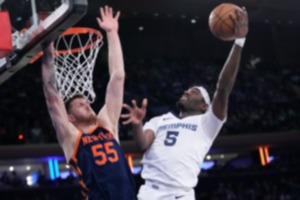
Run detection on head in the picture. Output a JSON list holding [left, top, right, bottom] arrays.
[[176, 86, 210, 115], [65, 94, 97, 125]]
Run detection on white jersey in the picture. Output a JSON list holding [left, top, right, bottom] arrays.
[[141, 106, 226, 190]]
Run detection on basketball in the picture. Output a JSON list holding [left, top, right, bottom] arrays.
[[209, 3, 243, 41]]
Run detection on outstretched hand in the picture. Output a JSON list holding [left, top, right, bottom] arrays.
[[231, 7, 249, 38], [96, 6, 120, 33], [121, 99, 148, 125]]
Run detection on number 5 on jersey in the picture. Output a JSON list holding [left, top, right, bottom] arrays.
[[164, 131, 179, 146], [91, 141, 119, 166]]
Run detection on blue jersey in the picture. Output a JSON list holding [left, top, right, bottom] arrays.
[[69, 126, 136, 200]]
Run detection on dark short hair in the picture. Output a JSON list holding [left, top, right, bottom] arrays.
[[65, 94, 85, 113]]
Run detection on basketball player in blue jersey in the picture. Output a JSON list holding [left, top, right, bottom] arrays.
[[41, 6, 136, 200], [121, 8, 248, 200]]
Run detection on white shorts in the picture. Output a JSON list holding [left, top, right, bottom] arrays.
[[137, 181, 195, 200]]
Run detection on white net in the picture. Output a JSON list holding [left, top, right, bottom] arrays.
[[54, 27, 103, 103]]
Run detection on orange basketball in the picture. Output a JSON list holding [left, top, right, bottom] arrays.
[[209, 3, 243, 41]]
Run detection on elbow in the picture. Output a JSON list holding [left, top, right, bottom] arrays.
[[112, 70, 125, 82], [136, 137, 153, 152], [136, 143, 149, 152], [134, 136, 151, 151], [133, 129, 154, 152], [216, 79, 234, 94], [216, 83, 230, 95], [45, 93, 60, 106]]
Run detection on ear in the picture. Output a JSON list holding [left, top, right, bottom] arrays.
[[199, 103, 209, 113], [68, 114, 76, 123]]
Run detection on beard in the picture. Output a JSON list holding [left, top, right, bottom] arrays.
[[176, 100, 187, 112], [176, 99, 203, 114], [79, 113, 98, 124]]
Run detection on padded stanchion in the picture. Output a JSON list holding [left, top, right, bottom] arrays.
[[0, 11, 13, 58]]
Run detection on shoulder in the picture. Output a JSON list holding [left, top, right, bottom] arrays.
[[202, 105, 226, 123], [148, 112, 174, 122], [184, 106, 223, 122], [143, 113, 171, 131]]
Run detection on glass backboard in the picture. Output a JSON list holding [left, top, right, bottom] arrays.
[[0, 0, 88, 85]]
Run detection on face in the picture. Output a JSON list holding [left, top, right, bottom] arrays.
[[177, 87, 207, 113], [68, 97, 97, 124]]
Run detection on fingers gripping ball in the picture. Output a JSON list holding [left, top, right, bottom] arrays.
[[209, 3, 243, 41]]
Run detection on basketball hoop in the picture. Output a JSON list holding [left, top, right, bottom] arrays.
[[54, 27, 103, 103]]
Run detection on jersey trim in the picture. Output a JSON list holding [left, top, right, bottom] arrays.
[[70, 131, 82, 163], [79, 180, 90, 191], [70, 163, 83, 176], [80, 190, 87, 198], [170, 111, 180, 119], [87, 125, 98, 134]]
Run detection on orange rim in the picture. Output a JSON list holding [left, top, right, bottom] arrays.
[[29, 27, 103, 64], [56, 27, 103, 55]]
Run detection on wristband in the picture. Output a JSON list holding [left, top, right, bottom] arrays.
[[235, 38, 246, 48]]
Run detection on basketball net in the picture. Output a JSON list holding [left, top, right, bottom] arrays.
[[54, 27, 103, 103]]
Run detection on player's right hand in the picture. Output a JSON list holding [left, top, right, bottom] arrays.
[[121, 99, 147, 125], [233, 7, 248, 38]]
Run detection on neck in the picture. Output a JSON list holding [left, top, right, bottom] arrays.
[[179, 110, 203, 118], [74, 121, 98, 133]]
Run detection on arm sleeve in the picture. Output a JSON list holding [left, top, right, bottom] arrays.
[[201, 106, 226, 141]]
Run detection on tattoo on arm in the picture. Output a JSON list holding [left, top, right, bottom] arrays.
[[42, 47, 58, 92], [42, 50, 54, 66], [43, 67, 58, 92], [48, 72, 57, 91]]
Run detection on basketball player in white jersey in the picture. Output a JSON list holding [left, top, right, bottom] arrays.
[[121, 8, 248, 200]]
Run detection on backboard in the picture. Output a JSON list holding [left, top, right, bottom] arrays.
[[0, 0, 88, 85]]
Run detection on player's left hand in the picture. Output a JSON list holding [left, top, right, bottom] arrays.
[[96, 6, 120, 33], [121, 99, 147, 125], [232, 7, 248, 38]]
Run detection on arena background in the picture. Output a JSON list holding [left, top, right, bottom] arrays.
[[0, 0, 299, 199]]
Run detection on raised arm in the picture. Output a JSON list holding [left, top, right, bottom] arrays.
[[96, 6, 124, 140], [212, 7, 249, 120], [42, 44, 77, 146]]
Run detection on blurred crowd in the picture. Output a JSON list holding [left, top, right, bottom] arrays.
[[1, 150, 300, 199], [0, 58, 299, 144], [194, 149, 300, 199]]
